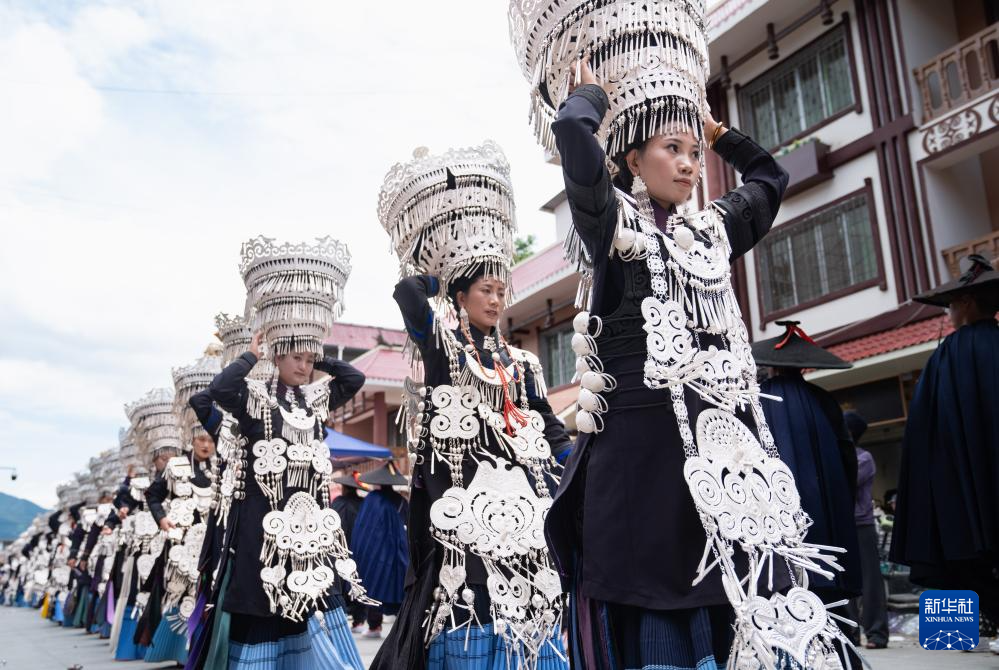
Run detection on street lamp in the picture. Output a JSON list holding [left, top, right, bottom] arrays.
[[0, 466, 18, 481]]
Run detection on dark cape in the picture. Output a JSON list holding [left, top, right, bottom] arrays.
[[890, 317, 999, 619], [330, 489, 363, 547], [545, 84, 790, 612], [350, 489, 408, 607], [760, 373, 861, 600]]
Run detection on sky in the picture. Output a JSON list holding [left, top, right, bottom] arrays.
[[0, 1, 567, 508]]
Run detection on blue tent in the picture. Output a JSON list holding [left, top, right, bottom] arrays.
[[323, 428, 392, 466]]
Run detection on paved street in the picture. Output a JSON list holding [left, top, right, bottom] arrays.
[[0, 606, 386, 669], [1, 605, 998, 669]]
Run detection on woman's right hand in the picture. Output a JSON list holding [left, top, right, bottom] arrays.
[[568, 55, 599, 93], [249, 331, 263, 359]]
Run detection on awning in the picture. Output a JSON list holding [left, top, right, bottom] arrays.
[[323, 428, 392, 468]]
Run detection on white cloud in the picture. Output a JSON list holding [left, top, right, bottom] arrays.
[[0, 1, 565, 506]]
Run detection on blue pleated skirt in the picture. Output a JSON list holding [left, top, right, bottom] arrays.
[[427, 624, 568, 670], [227, 607, 364, 670], [569, 585, 732, 670], [145, 608, 190, 663], [52, 597, 65, 624], [114, 606, 150, 661]]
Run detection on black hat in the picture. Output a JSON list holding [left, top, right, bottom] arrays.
[[843, 410, 868, 444], [332, 471, 369, 490], [358, 461, 409, 487], [913, 254, 999, 307], [752, 321, 852, 370]]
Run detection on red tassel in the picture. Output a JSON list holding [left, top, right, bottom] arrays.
[[774, 324, 817, 349], [495, 364, 529, 436]]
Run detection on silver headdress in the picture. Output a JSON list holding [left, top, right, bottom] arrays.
[[172, 343, 224, 444], [377, 142, 517, 309], [215, 311, 274, 380], [126, 388, 183, 460], [239, 236, 351, 358], [509, 0, 708, 156]]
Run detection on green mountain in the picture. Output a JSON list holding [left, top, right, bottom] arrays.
[[0, 492, 47, 541]]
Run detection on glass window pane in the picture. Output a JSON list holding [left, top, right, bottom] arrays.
[[790, 225, 822, 303], [772, 71, 802, 144], [820, 215, 851, 292], [844, 197, 878, 282], [542, 328, 575, 388], [819, 39, 853, 113], [798, 58, 826, 128], [762, 236, 795, 312]]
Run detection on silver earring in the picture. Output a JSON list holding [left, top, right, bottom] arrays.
[[631, 174, 655, 223], [459, 306, 470, 332]]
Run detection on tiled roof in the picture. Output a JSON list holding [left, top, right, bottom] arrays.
[[347, 345, 409, 385], [326, 322, 407, 350], [512, 241, 571, 295], [826, 314, 952, 363]]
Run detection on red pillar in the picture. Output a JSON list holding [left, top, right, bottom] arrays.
[[373, 391, 387, 447]]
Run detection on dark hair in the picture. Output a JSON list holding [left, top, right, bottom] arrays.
[[971, 286, 999, 316], [612, 138, 648, 193], [447, 265, 486, 313]]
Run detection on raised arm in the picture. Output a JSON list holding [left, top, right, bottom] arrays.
[[393, 274, 442, 351], [314, 358, 366, 410], [144, 476, 169, 526], [551, 81, 617, 258], [710, 128, 789, 261], [189, 388, 222, 438], [209, 352, 256, 416]]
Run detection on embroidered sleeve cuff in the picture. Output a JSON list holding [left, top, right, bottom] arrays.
[[570, 84, 609, 120]]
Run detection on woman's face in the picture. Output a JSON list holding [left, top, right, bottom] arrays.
[[191, 434, 215, 462], [276, 351, 315, 387], [626, 126, 701, 206], [458, 276, 506, 333]]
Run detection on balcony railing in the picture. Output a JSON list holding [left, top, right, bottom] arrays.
[[914, 23, 999, 122], [941, 229, 999, 278]]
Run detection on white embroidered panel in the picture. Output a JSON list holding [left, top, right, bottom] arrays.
[[429, 457, 550, 560], [429, 384, 481, 441]]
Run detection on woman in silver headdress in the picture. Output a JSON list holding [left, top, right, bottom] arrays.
[[190, 236, 369, 670], [371, 143, 572, 670]]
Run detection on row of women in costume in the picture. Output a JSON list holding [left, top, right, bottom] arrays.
[[1, 1, 882, 667]]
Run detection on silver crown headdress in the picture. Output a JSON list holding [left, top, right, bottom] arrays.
[[215, 311, 275, 379], [172, 343, 223, 444], [126, 387, 183, 459], [509, 0, 708, 156], [239, 236, 351, 358], [377, 142, 517, 307]]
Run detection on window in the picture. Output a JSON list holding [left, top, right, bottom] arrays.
[[757, 192, 879, 315], [738, 24, 856, 149], [540, 326, 575, 388]]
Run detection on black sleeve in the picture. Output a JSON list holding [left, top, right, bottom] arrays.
[[144, 477, 168, 525], [551, 85, 618, 259], [68, 526, 85, 560], [80, 524, 100, 560], [209, 352, 257, 417], [314, 358, 365, 410], [710, 128, 789, 261], [104, 509, 120, 529], [189, 388, 222, 436]]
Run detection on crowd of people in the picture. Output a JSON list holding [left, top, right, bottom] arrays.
[[2, 1, 998, 668]]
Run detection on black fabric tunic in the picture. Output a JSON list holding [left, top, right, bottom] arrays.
[[545, 84, 789, 611], [208, 353, 364, 617]]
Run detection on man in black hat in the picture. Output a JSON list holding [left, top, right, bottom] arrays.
[[891, 254, 999, 623], [350, 462, 409, 639], [753, 322, 862, 607], [331, 470, 368, 633], [842, 411, 888, 650]]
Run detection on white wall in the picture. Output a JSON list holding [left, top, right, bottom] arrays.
[[894, 0, 960, 125], [922, 156, 993, 278]]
